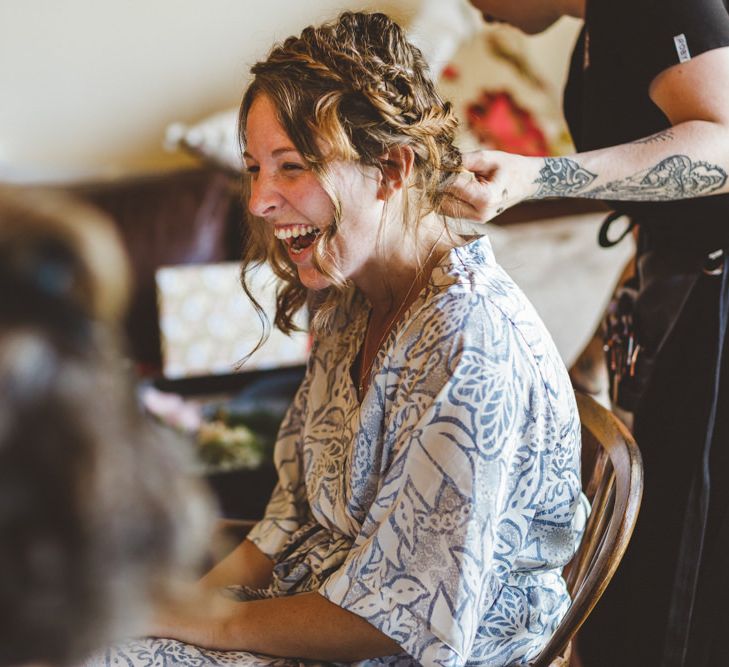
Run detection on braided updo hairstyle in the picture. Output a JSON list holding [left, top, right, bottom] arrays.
[[239, 11, 462, 335]]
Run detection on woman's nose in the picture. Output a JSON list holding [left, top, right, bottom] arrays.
[[248, 174, 281, 218]]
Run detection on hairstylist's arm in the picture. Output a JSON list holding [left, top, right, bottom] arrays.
[[443, 47, 729, 221]]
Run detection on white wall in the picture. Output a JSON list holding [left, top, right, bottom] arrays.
[[0, 1, 579, 183]]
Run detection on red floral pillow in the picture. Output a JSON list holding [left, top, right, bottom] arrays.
[[436, 26, 574, 157]]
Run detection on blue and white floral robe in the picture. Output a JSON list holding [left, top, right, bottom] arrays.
[[88, 238, 586, 667]]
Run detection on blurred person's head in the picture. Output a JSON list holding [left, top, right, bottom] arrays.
[[0, 187, 211, 667], [238, 11, 463, 333]]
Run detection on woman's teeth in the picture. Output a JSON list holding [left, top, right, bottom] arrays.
[[273, 225, 319, 240], [273, 225, 321, 254]]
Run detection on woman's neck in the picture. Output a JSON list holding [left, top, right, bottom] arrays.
[[353, 212, 454, 318]]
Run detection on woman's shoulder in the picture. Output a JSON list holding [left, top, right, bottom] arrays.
[[426, 236, 555, 353], [415, 236, 575, 413], [430, 236, 527, 304]]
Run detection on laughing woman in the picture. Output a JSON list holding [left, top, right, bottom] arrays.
[[90, 12, 586, 667]]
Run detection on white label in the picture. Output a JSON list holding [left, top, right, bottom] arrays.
[[674, 34, 691, 63]]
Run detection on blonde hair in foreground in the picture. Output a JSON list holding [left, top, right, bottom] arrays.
[[238, 11, 463, 336]]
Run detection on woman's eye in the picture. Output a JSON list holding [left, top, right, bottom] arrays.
[[244, 165, 259, 175], [282, 162, 305, 172]]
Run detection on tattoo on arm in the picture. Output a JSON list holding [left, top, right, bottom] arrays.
[[631, 129, 675, 145], [583, 155, 728, 201], [533, 155, 727, 201], [533, 157, 598, 199]]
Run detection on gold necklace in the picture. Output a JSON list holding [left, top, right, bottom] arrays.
[[357, 241, 441, 398]]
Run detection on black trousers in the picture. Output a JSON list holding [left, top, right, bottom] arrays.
[[578, 271, 729, 667]]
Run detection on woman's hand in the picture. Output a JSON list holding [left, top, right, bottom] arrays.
[[199, 537, 274, 591], [144, 587, 237, 647], [144, 589, 402, 660], [441, 150, 541, 222]]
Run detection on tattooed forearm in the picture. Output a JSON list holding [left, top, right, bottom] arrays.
[[533, 157, 598, 199], [631, 129, 675, 145], [583, 155, 728, 201], [532, 154, 727, 202]]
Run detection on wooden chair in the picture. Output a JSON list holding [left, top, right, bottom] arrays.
[[530, 392, 644, 667]]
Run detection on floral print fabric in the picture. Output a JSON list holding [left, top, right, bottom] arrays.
[[85, 237, 585, 667]]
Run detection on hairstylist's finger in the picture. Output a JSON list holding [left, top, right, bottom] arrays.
[[460, 150, 502, 178], [442, 172, 494, 220], [438, 192, 478, 219]]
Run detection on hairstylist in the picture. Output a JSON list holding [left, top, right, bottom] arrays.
[[444, 2, 729, 665]]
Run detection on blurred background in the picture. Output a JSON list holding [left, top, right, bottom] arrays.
[[1, 1, 628, 518], [0, 0, 580, 182]]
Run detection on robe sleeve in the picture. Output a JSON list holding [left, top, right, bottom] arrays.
[[318, 290, 582, 664], [245, 363, 312, 560]]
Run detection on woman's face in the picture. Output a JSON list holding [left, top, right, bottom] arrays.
[[470, 0, 571, 34], [244, 94, 384, 290]]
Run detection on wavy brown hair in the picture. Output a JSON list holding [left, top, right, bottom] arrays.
[[239, 11, 462, 336]]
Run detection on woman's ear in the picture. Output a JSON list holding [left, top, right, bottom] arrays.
[[377, 146, 415, 200]]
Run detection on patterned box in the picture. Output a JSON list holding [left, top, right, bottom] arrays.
[[156, 262, 309, 378]]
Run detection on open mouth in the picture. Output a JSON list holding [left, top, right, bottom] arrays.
[[273, 224, 322, 255]]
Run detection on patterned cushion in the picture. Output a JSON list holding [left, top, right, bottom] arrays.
[[164, 0, 574, 171], [438, 23, 573, 156]]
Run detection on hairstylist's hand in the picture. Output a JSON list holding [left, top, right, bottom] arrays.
[[441, 150, 541, 222]]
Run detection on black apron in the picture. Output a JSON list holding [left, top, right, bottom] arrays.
[[565, 8, 729, 663]]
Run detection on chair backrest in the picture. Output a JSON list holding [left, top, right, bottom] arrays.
[[531, 392, 644, 667]]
